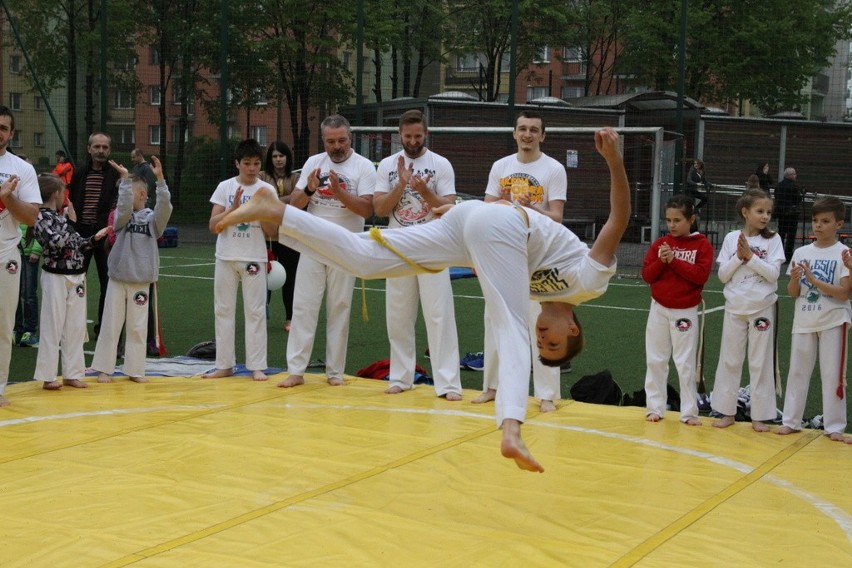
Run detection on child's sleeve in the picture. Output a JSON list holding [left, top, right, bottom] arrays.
[[641, 238, 665, 284], [113, 178, 134, 231], [746, 235, 784, 283], [716, 232, 740, 283], [151, 181, 174, 238]]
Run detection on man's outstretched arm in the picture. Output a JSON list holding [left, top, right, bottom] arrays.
[[588, 128, 630, 267]]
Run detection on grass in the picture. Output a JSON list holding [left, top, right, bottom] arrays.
[[8, 242, 848, 424]]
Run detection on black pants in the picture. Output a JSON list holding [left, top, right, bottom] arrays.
[[776, 213, 799, 262], [77, 224, 109, 334]]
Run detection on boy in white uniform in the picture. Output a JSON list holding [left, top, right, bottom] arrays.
[[91, 157, 173, 383], [478, 110, 567, 412], [373, 109, 462, 400], [0, 105, 40, 406], [777, 196, 851, 441], [205, 139, 278, 381], [278, 115, 375, 388], [215, 128, 630, 473]]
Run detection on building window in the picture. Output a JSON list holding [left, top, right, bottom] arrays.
[[10, 131, 22, 148], [149, 125, 162, 146], [526, 86, 549, 100], [149, 86, 162, 106], [250, 125, 267, 145], [150, 47, 161, 65], [33, 132, 44, 147], [561, 86, 585, 99], [456, 54, 481, 71], [227, 125, 239, 140], [533, 46, 550, 64], [115, 127, 135, 144], [9, 93, 22, 111], [563, 47, 584, 62], [34, 96, 43, 110], [113, 89, 134, 109], [253, 89, 268, 106], [171, 124, 190, 143], [10, 55, 22, 74]]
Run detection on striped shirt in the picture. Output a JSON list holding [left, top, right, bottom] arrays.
[[79, 169, 105, 225]]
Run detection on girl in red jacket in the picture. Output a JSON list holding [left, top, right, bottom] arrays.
[[642, 195, 714, 424]]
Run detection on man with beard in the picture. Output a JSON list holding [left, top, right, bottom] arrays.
[[372, 109, 462, 400], [0, 105, 40, 407], [276, 115, 376, 389], [68, 132, 120, 337]]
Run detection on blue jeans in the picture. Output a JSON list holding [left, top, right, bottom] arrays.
[[14, 255, 39, 334]]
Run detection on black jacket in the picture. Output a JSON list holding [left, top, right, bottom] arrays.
[[68, 161, 121, 229], [774, 177, 801, 217]]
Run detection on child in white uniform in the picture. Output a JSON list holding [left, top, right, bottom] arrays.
[[712, 189, 785, 431], [205, 139, 278, 381], [91, 157, 173, 383], [777, 196, 851, 441], [214, 128, 630, 474], [32, 174, 109, 390], [642, 195, 714, 424]]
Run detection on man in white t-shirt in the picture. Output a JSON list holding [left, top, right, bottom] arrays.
[[0, 105, 41, 407], [214, 128, 630, 473], [373, 110, 462, 400], [476, 111, 567, 413], [278, 115, 376, 388]]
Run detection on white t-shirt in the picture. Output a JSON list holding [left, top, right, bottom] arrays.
[[0, 151, 41, 254], [297, 151, 376, 232], [787, 241, 852, 333], [375, 149, 455, 228], [210, 177, 274, 262], [485, 153, 567, 206], [524, 206, 615, 304], [716, 230, 785, 314]]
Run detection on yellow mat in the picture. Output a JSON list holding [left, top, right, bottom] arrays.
[[1, 375, 850, 567]]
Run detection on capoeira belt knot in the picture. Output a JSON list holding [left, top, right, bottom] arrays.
[[368, 226, 442, 274]]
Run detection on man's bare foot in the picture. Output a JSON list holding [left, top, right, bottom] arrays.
[[327, 377, 345, 386], [43, 380, 62, 390], [539, 399, 556, 413], [277, 375, 304, 388], [684, 417, 702, 426], [776, 426, 798, 435], [471, 388, 496, 404], [215, 187, 282, 233], [384, 385, 409, 394], [0, 394, 9, 407], [828, 432, 848, 442], [129, 376, 149, 384], [97, 373, 114, 383], [500, 419, 544, 473], [63, 379, 88, 388], [752, 421, 770, 433], [252, 370, 269, 382], [202, 368, 233, 379], [712, 415, 735, 428], [646, 413, 662, 422], [442, 392, 462, 401]]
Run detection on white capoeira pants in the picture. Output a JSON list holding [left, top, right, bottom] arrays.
[[33, 271, 88, 383], [481, 301, 560, 401], [213, 259, 268, 372], [385, 270, 461, 396], [90, 280, 152, 378], [712, 304, 778, 422], [781, 324, 848, 435], [286, 254, 355, 380], [0, 248, 22, 395], [643, 300, 700, 421], [278, 201, 531, 426]]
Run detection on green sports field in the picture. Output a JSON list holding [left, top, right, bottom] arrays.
[[8, 240, 849, 424]]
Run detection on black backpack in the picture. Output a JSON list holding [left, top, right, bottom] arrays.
[[186, 341, 216, 360], [569, 370, 623, 406]]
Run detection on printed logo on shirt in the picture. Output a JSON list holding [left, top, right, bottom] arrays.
[[6, 259, 18, 274], [388, 167, 436, 226], [675, 318, 692, 332], [749, 245, 768, 260], [75, 284, 85, 298], [499, 173, 544, 205], [673, 249, 697, 264], [753, 317, 771, 331], [246, 262, 260, 276], [126, 222, 152, 237], [529, 267, 568, 294], [134, 291, 148, 306], [313, 172, 356, 209]]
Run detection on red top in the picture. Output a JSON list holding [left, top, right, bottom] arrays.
[[52, 161, 74, 187], [642, 232, 714, 309]]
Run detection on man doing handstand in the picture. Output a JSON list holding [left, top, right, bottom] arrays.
[[215, 128, 630, 473]]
